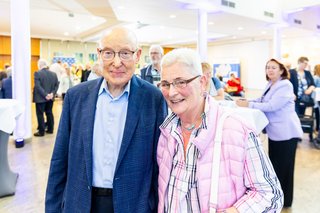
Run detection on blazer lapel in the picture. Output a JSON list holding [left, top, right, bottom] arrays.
[[81, 78, 102, 185], [115, 76, 145, 172]]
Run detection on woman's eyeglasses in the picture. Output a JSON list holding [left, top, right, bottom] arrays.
[[159, 75, 200, 90]]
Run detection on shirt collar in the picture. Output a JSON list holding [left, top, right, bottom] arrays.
[[98, 78, 131, 100]]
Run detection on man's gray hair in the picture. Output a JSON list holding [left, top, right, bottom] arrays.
[[161, 48, 202, 76], [38, 59, 49, 70], [149, 45, 164, 55]]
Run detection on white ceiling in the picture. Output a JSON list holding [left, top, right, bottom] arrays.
[[0, 0, 319, 46]]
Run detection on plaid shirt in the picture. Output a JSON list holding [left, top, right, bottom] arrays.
[[165, 118, 205, 213]]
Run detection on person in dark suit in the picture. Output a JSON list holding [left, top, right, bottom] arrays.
[[33, 59, 59, 136], [1, 67, 12, 99], [45, 27, 167, 213], [289, 56, 315, 115], [140, 45, 163, 86]]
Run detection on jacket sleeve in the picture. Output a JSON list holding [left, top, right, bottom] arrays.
[[233, 131, 284, 212], [151, 95, 167, 211], [248, 81, 293, 112], [34, 71, 48, 98], [45, 91, 71, 212]]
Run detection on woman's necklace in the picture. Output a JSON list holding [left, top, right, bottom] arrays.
[[181, 112, 205, 131]]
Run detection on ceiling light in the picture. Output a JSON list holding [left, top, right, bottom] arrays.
[[208, 22, 214, 25], [169, 15, 176, 18], [237, 27, 243, 31], [261, 31, 266, 34], [64, 32, 69, 36]]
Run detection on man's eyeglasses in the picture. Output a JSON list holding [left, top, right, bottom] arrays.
[[98, 48, 136, 61], [159, 75, 200, 90]]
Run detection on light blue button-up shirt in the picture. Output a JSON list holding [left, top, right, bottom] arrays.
[[92, 79, 130, 188]]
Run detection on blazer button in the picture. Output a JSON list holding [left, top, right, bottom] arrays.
[[88, 186, 90, 190]]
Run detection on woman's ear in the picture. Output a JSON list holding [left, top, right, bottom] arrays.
[[200, 75, 208, 91]]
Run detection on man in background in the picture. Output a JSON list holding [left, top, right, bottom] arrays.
[[140, 44, 163, 87], [33, 59, 59, 136]]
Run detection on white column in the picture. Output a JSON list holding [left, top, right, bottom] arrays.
[[273, 27, 281, 60], [11, 0, 32, 140], [198, 9, 208, 61]]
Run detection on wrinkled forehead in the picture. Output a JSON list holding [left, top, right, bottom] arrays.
[[99, 29, 138, 50]]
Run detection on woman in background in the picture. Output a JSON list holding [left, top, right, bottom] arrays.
[[236, 58, 303, 208], [289, 56, 315, 115]]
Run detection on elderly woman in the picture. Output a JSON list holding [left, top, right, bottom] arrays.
[[236, 58, 303, 208], [157, 48, 283, 213]]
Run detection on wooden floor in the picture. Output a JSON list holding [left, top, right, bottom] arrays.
[[1, 99, 320, 213]]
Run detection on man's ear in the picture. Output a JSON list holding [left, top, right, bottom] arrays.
[[135, 48, 142, 63]]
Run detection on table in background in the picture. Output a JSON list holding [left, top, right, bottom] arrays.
[[0, 99, 24, 197], [217, 100, 269, 133]]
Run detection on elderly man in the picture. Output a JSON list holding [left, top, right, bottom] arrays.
[[140, 44, 163, 86], [33, 59, 59, 136], [45, 27, 167, 213]]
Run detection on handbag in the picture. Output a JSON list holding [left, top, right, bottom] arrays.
[[299, 94, 314, 107]]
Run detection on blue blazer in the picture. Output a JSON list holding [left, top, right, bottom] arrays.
[[45, 75, 167, 213], [248, 79, 303, 141], [140, 64, 154, 84]]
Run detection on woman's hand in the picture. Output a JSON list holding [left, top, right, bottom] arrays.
[[305, 86, 315, 95], [235, 99, 249, 107]]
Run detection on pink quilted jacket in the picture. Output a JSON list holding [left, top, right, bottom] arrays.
[[157, 97, 283, 212]]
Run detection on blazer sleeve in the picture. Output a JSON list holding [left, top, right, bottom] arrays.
[[306, 71, 315, 87], [151, 96, 167, 209], [248, 81, 293, 112], [34, 71, 48, 98], [289, 69, 298, 97], [45, 91, 71, 212]]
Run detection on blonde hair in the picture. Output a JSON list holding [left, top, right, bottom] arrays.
[[201, 62, 212, 74]]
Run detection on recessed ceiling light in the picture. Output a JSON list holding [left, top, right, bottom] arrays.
[[169, 15, 176, 18], [160, 26, 165, 30], [232, 36, 237, 39], [118, 6, 125, 9], [64, 32, 69, 36], [237, 27, 244, 31], [208, 22, 214, 25], [261, 31, 266, 34]]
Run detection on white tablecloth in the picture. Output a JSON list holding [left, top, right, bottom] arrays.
[[0, 99, 25, 133], [217, 100, 269, 133]]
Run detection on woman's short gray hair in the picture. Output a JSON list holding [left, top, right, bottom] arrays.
[[161, 48, 202, 76]]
